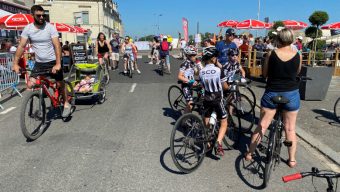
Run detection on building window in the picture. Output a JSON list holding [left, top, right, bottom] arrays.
[[74, 11, 89, 25]]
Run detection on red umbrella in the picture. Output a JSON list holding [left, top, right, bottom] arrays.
[[265, 23, 273, 29], [321, 22, 340, 30], [0, 14, 33, 29], [282, 20, 307, 30], [236, 19, 266, 29], [217, 20, 238, 28], [51, 22, 76, 33], [73, 26, 88, 33]]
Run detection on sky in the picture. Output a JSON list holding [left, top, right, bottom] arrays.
[[115, 0, 340, 39]]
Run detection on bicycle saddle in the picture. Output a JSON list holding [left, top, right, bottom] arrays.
[[271, 96, 290, 104]]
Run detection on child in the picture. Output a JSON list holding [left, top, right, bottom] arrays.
[[221, 48, 246, 84], [74, 75, 95, 93]]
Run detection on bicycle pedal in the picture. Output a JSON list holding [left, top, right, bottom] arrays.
[[258, 143, 267, 154], [283, 140, 292, 147]]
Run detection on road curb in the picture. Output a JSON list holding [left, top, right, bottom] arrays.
[[296, 126, 340, 166]]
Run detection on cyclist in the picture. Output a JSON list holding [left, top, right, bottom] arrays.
[[159, 36, 171, 74], [199, 46, 229, 156], [96, 32, 112, 67], [177, 45, 202, 113], [216, 28, 238, 66], [245, 28, 302, 168], [121, 36, 141, 74], [221, 48, 246, 84], [12, 5, 71, 117]]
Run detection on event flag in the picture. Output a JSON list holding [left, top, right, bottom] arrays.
[[182, 18, 189, 42]]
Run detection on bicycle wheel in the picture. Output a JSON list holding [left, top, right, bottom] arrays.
[[97, 82, 106, 104], [168, 85, 186, 112], [170, 113, 206, 173], [234, 94, 255, 134], [128, 60, 133, 78], [159, 60, 164, 76], [263, 123, 278, 188], [334, 97, 340, 122], [239, 86, 256, 110], [223, 103, 241, 150], [20, 91, 47, 141]]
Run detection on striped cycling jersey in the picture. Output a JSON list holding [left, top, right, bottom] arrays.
[[179, 60, 203, 81], [199, 64, 226, 94]]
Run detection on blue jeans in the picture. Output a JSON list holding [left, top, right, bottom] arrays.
[[261, 89, 300, 111]]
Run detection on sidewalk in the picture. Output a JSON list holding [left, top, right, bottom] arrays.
[[250, 76, 340, 165]]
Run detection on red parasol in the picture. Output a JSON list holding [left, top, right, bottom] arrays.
[[265, 23, 273, 29], [73, 26, 88, 33], [217, 20, 238, 28], [236, 19, 266, 29], [51, 22, 76, 33], [0, 14, 33, 29], [282, 20, 308, 30], [321, 22, 340, 30]]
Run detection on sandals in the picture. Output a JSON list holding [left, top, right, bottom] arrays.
[[288, 160, 297, 168]]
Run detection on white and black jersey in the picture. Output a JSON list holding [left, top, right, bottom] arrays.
[[221, 61, 242, 82], [179, 59, 202, 81], [200, 64, 226, 93]]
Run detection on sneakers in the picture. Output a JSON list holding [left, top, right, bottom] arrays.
[[215, 142, 224, 156], [62, 105, 71, 118], [148, 61, 153, 64], [123, 70, 127, 74], [137, 69, 141, 74]]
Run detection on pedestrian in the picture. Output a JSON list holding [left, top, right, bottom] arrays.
[[215, 28, 238, 66], [245, 28, 302, 168], [110, 32, 120, 70], [159, 36, 171, 74]]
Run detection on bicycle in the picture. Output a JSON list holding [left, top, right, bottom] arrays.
[[225, 79, 256, 134], [167, 81, 202, 113], [170, 98, 241, 173], [158, 57, 166, 76], [282, 167, 340, 192], [102, 58, 110, 84], [20, 70, 75, 141], [123, 53, 134, 78], [334, 97, 340, 122], [261, 76, 311, 188]]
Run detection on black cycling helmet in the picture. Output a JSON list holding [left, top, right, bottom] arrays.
[[227, 48, 239, 56], [225, 28, 236, 36], [202, 46, 219, 61]]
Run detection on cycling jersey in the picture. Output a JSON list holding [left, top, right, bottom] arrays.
[[123, 43, 135, 61], [221, 61, 242, 83], [179, 59, 202, 81], [199, 64, 226, 99]]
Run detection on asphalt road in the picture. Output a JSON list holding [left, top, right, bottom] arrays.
[[0, 56, 337, 192]]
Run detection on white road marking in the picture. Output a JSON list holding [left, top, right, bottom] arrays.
[[0, 107, 16, 115], [129, 83, 137, 93]]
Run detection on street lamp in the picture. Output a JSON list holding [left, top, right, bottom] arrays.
[[155, 14, 162, 35]]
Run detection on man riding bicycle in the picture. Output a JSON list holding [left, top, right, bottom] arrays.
[[199, 46, 229, 156], [12, 5, 71, 117], [177, 45, 202, 113]]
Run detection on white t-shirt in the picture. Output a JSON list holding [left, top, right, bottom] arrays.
[[21, 22, 59, 62], [9, 46, 17, 53]]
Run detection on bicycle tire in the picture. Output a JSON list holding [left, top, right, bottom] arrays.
[[97, 83, 106, 104], [334, 97, 340, 122], [160, 61, 164, 76], [129, 60, 133, 78], [239, 86, 256, 110], [223, 103, 241, 150], [170, 113, 206, 173], [168, 85, 186, 112], [20, 91, 47, 141], [263, 123, 278, 188], [236, 94, 256, 134]]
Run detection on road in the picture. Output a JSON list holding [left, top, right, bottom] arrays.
[[0, 56, 337, 192]]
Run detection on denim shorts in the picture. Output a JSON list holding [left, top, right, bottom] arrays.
[[261, 89, 300, 111]]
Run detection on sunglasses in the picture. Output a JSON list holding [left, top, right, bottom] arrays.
[[34, 14, 46, 18], [230, 54, 238, 57]]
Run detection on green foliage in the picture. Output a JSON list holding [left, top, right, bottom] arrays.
[[272, 21, 285, 30], [138, 35, 155, 41], [315, 51, 325, 60], [305, 26, 322, 39], [306, 40, 326, 50], [308, 11, 329, 26]]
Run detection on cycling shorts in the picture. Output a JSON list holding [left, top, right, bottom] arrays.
[[31, 60, 63, 81], [261, 89, 300, 111], [203, 99, 227, 119], [182, 85, 193, 101]]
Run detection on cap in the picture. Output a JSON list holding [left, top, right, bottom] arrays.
[[163, 35, 168, 39], [297, 36, 303, 40]]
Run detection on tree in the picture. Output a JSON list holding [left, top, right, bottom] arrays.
[[138, 35, 155, 42], [306, 11, 329, 65], [305, 26, 322, 39]]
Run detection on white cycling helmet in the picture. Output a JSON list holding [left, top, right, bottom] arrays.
[[184, 45, 197, 56]]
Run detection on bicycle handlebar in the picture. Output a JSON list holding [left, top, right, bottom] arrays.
[[282, 173, 303, 183]]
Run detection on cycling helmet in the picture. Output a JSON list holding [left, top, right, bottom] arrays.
[[183, 45, 197, 56], [163, 35, 168, 39], [202, 46, 219, 61], [225, 28, 236, 36], [227, 48, 239, 56]]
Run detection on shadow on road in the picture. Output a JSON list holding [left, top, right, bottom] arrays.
[[163, 107, 181, 122], [160, 147, 186, 175], [312, 109, 340, 126]]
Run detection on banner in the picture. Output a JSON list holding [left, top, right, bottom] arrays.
[[182, 18, 189, 42]]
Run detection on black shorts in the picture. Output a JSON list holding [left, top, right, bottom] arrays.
[[31, 60, 63, 81], [203, 99, 227, 119], [182, 85, 193, 101]]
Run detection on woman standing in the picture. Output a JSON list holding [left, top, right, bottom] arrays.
[[96, 32, 112, 66], [245, 28, 302, 168]]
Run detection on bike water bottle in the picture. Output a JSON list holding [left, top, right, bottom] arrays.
[[209, 112, 217, 126]]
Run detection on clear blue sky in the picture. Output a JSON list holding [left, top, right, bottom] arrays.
[[115, 0, 340, 38]]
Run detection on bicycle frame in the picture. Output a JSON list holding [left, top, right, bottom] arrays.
[[34, 76, 61, 108]]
